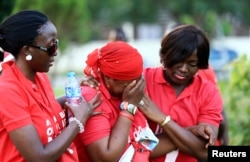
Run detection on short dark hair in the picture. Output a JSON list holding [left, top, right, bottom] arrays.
[[114, 27, 127, 42], [0, 10, 49, 58], [160, 24, 210, 69]]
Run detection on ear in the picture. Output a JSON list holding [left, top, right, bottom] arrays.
[[22, 45, 30, 54], [18, 46, 31, 60]]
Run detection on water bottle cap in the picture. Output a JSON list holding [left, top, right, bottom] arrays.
[[67, 72, 76, 77]]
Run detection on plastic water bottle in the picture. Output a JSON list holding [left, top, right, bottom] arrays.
[[65, 72, 82, 106]]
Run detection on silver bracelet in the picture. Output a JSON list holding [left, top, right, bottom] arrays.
[[69, 117, 84, 133]]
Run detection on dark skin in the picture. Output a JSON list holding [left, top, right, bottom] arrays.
[[136, 94, 216, 160], [8, 22, 102, 162], [217, 109, 229, 145], [84, 74, 145, 162], [136, 51, 219, 161], [80, 70, 216, 161]]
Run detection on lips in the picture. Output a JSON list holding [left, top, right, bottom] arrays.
[[49, 59, 55, 66], [174, 73, 187, 80]]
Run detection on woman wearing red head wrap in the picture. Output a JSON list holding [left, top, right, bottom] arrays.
[[74, 41, 159, 162]]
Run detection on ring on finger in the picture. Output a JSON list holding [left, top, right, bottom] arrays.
[[139, 100, 144, 106]]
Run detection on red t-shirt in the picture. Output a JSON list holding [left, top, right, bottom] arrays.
[[198, 67, 217, 85], [74, 79, 149, 162], [144, 67, 223, 162], [198, 67, 223, 146], [0, 62, 78, 162]]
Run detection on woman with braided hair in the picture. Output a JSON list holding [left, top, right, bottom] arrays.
[[0, 10, 101, 162]]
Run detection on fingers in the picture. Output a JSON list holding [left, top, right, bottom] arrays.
[[92, 111, 103, 116], [204, 127, 215, 146], [125, 77, 145, 91], [88, 92, 102, 108], [80, 76, 100, 89], [124, 80, 137, 91]]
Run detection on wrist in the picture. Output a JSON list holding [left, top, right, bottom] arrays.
[[120, 101, 137, 115], [69, 117, 85, 133], [119, 111, 134, 121], [160, 115, 171, 127]]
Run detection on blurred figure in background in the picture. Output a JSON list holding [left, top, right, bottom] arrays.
[[108, 27, 128, 42], [0, 49, 14, 75]]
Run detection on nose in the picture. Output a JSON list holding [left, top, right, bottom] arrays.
[[178, 63, 188, 72]]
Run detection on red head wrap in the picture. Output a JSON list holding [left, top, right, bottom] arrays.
[[84, 41, 143, 80]]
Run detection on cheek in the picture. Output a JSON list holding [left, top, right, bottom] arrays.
[[113, 86, 125, 94], [189, 68, 199, 77], [109, 85, 124, 96]]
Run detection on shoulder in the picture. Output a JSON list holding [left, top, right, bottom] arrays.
[[81, 86, 99, 102], [143, 66, 163, 80], [197, 68, 217, 85], [143, 67, 162, 76], [193, 75, 222, 103]]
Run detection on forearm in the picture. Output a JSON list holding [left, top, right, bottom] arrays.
[[10, 122, 80, 162], [87, 111, 132, 161], [109, 116, 132, 153], [150, 133, 177, 158], [161, 121, 208, 160], [56, 95, 66, 108], [43, 121, 80, 161]]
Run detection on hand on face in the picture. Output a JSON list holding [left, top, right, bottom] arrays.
[[136, 95, 166, 124], [122, 77, 145, 105], [80, 75, 100, 90], [64, 92, 102, 124]]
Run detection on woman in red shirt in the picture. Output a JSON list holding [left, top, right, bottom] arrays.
[[137, 25, 223, 162], [74, 41, 158, 162], [0, 10, 101, 162]]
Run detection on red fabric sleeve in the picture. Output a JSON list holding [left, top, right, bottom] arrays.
[[79, 86, 114, 145], [198, 82, 223, 127]]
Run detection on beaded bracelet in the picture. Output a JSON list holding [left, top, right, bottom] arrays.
[[119, 111, 134, 121], [160, 115, 171, 127], [69, 117, 84, 133], [120, 101, 137, 115]]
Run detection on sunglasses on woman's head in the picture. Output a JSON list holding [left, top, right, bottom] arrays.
[[29, 39, 59, 56]]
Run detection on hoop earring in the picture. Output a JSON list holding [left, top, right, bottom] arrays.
[[25, 53, 32, 61]]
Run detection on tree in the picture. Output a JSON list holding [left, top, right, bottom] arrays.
[[12, 0, 91, 51], [0, 0, 15, 22]]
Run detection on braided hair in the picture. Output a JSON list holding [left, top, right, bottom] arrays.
[[0, 10, 49, 59]]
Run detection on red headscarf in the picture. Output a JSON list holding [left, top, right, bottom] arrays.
[[84, 41, 143, 80]]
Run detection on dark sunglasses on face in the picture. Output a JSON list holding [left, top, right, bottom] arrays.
[[29, 39, 59, 56]]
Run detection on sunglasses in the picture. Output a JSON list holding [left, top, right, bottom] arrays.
[[29, 39, 59, 56]]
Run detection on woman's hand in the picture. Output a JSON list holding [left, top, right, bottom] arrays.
[[136, 95, 166, 124], [64, 92, 102, 124], [122, 77, 145, 105], [79, 75, 100, 90], [187, 125, 216, 148]]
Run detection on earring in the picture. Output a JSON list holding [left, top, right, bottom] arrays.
[[25, 53, 32, 61]]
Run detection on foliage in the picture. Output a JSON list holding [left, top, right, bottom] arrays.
[[0, 0, 15, 22], [12, 0, 91, 51], [219, 55, 250, 145], [2, 0, 250, 43]]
